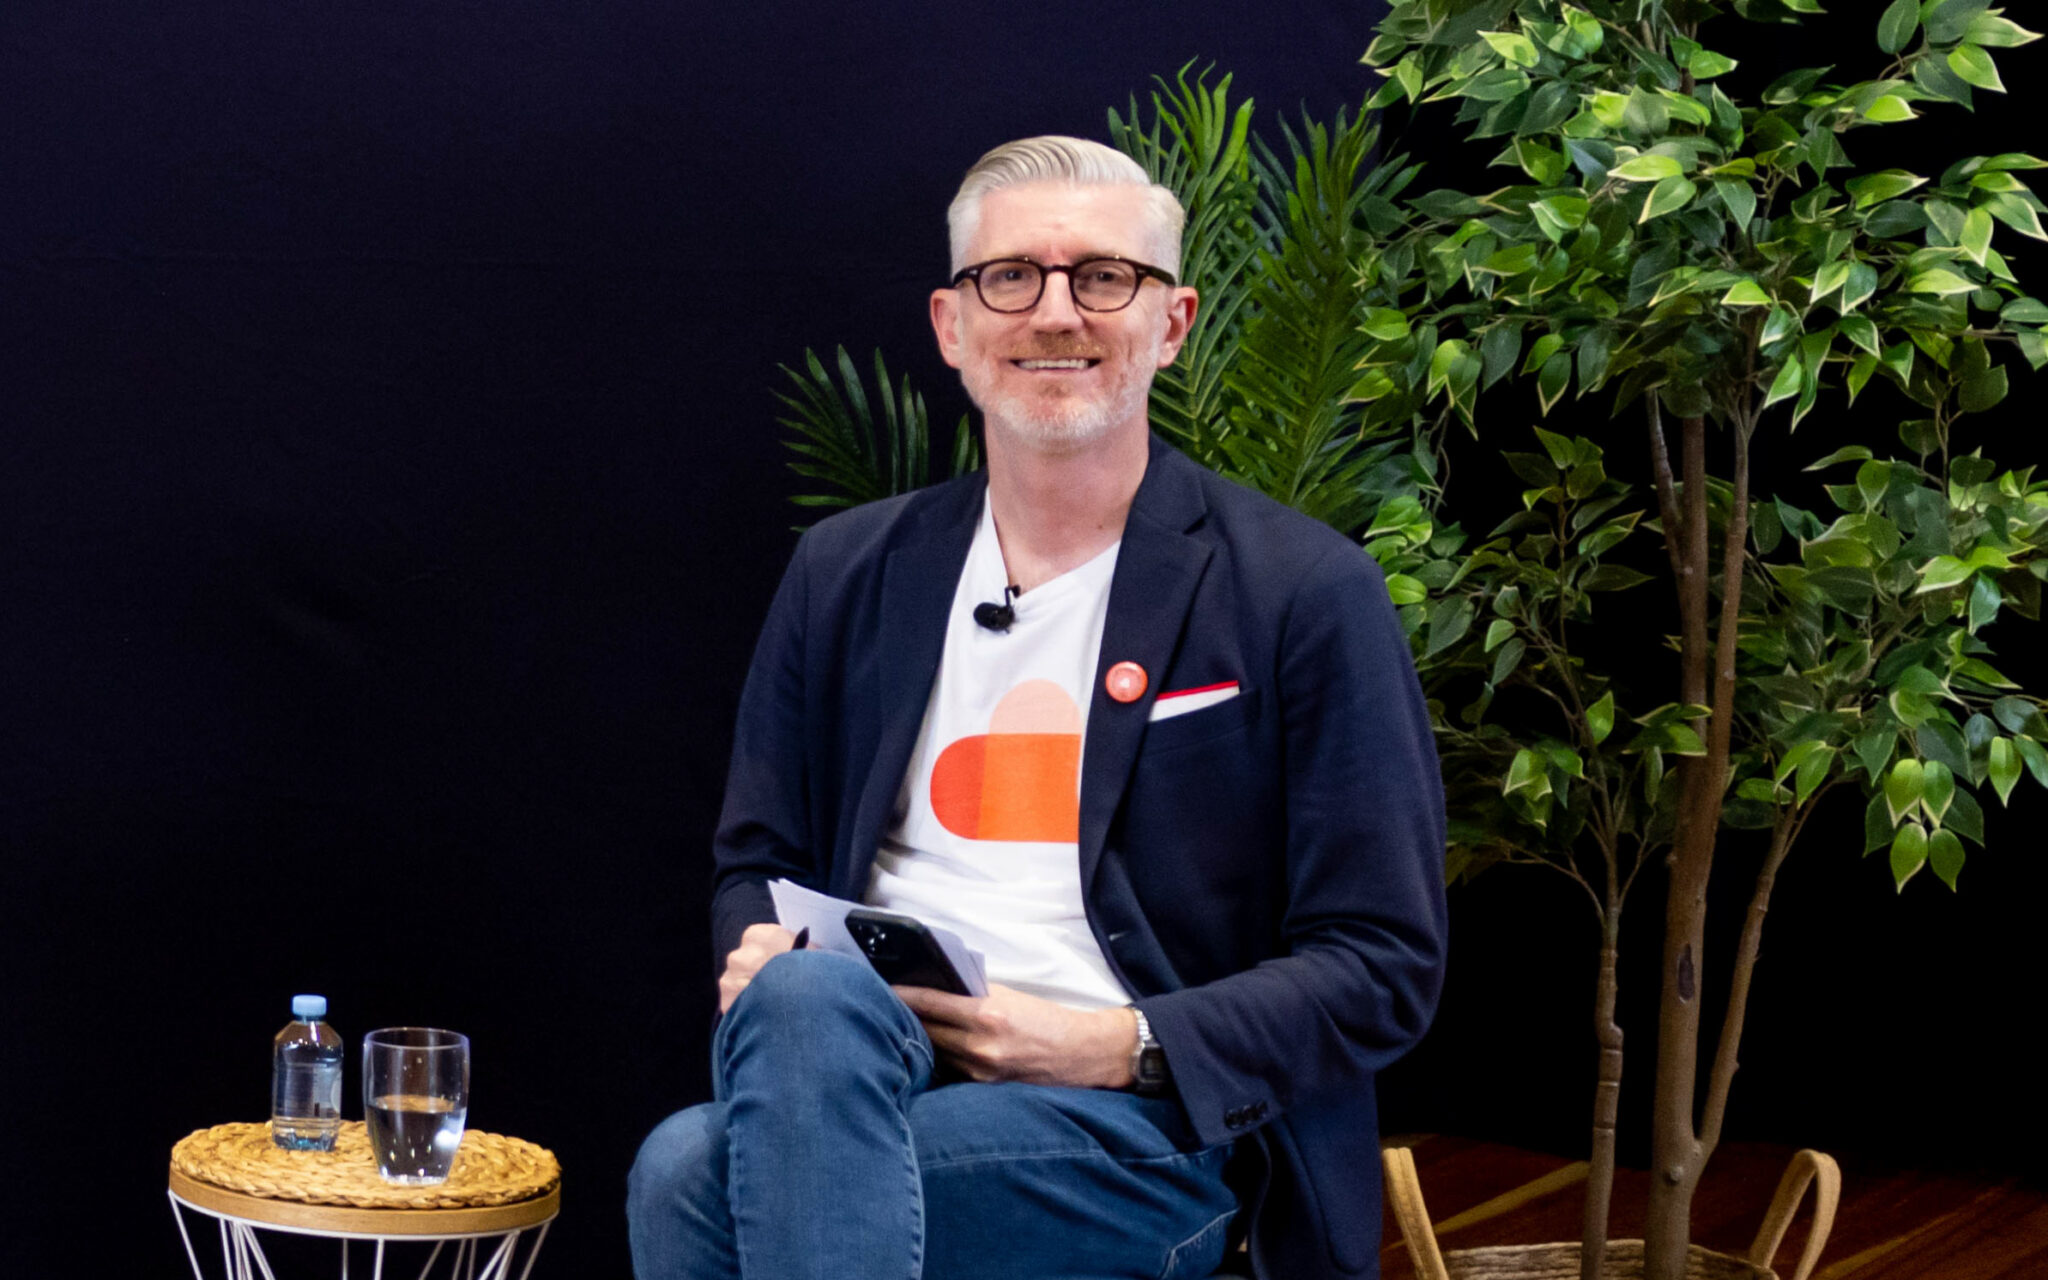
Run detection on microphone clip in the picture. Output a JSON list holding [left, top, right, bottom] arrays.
[[973, 584, 1021, 633]]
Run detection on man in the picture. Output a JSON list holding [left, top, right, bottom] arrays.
[[628, 136, 1447, 1280]]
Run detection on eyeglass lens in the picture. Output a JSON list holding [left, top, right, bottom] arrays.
[[977, 260, 1143, 312]]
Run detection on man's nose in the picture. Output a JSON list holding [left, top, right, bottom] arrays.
[[1029, 271, 1085, 328]]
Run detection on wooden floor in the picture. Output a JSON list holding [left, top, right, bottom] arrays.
[[1376, 1135, 2048, 1280]]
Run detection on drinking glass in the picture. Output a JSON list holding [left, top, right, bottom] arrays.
[[362, 1027, 470, 1184]]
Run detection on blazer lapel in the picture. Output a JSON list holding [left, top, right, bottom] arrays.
[[841, 480, 983, 897], [1078, 440, 1212, 892]]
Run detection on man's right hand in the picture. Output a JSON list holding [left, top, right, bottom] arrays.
[[718, 923, 800, 1013]]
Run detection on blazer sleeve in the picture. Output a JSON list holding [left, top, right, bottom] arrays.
[[1138, 541, 1448, 1148], [707, 530, 817, 976]]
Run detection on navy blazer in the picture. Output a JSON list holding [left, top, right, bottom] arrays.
[[710, 436, 1448, 1279]]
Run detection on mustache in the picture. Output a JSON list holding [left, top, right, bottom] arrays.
[[1004, 340, 1108, 360]]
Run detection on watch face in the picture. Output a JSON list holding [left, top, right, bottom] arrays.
[[1137, 1048, 1168, 1087]]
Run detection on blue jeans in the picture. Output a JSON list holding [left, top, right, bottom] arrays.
[[627, 950, 1238, 1280]]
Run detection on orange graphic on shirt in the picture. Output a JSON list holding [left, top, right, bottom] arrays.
[[930, 680, 1082, 842]]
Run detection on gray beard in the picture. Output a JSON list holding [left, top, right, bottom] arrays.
[[970, 367, 1155, 455]]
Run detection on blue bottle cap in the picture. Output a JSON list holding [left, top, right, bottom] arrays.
[[291, 994, 328, 1020]]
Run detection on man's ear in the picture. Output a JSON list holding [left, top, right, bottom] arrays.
[[1155, 286, 1200, 368], [930, 289, 966, 369]]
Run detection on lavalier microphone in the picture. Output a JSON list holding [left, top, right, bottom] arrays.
[[973, 584, 1021, 633]]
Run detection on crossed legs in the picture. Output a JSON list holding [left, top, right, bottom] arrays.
[[627, 950, 1236, 1280]]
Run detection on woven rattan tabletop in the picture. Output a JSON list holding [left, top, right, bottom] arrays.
[[169, 1122, 560, 1236]]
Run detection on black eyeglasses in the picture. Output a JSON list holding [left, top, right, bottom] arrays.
[[950, 256, 1177, 314]]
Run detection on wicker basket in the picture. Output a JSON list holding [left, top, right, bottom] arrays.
[[1381, 1146, 1840, 1280]]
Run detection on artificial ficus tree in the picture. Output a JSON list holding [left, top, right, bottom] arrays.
[[1355, 1, 2046, 1277]]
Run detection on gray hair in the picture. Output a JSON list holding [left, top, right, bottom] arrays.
[[946, 136, 1186, 275]]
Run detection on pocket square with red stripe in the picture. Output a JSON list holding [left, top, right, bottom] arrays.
[[1147, 680, 1241, 722]]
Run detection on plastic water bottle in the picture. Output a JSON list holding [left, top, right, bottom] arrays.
[[271, 995, 343, 1150]]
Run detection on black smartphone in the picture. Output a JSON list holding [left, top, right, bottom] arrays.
[[843, 908, 973, 995]]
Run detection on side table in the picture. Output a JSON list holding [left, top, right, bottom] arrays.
[[168, 1121, 560, 1280]]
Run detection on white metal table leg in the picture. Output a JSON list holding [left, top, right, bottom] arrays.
[[514, 1221, 551, 1280]]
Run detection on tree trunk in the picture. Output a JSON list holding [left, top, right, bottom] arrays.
[[1642, 413, 1750, 1280], [1579, 921, 1624, 1280]]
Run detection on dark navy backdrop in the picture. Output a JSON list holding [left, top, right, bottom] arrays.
[[3, 2, 2042, 1275]]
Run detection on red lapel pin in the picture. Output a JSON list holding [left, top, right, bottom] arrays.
[[1104, 661, 1148, 704]]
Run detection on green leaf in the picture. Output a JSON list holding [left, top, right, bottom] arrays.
[[1537, 351, 1571, 415], [1806, 445, 1875, 470], [1921, 760, 1957, 824], [1969, 575, 2002, 630], [1361, 308, 1411, 341], [1504, 747, 1547, 797], [2018, 735, 2048, 787], [1865, 791, 1896, 854], [1610, 154, 1686, 183], [1960, 207, 1995, 267], [1948, 45, 2006, 93], [1886, 757, 1924, 824], [1723, 279, 1771, 306], [1385, 573, 1428, 605], [1990, 737, 2022, 804], [1960, 364, 2009, 413], [1764, 65, 1832, 105], [1764, 359, 1807, 410], [1856, 724, 1899, 779], [2002, 298, 2048, 325], [1922, 721, 1975, 784], [1583, 564, 1653, 591], [1480, 30, 1540, 68], [1588, 691, 1616, 745], [1623, 87, 1670, 138], [1532, 426, 1577, 468], [1491, 637, 1526, 684], [1483, 617, 1515, 653], [1878, 0, 1919, 53], [1863, 94, 1917, 123], [1839, 313, 1882, 356], [1992, 696, 2045, 737], [1796, 744, 1834, 804], [1984, 192, 2048, 240], [1929, 0, 1997, 44], [1966, 13, 2043, 47], [1715, 178, 1758, 229], [1640, 176, 1697, 224], [1908, 268, 1980, 297], [1891, 823, 1929, 890], [1423, 594, 1476, 659], [1928, 828, 1965, 890], [1690, 50, 1738, 79], [1946, 786, 1986, 843], [1846, 170, 1928, 208], [1841, 262, 1881, 313]]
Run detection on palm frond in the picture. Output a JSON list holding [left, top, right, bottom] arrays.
[[1110, 65, 1265, 469], [775, 346, 978, 524], [1217, 104, 1417, 534]]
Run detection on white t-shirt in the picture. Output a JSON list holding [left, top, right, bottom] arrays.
[[863, 498, 1133, 1010]]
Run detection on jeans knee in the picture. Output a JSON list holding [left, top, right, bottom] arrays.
[[728, 949, 904, 1047], [627, 1105, 726, 1221], [736, 947, 888, 1017], [720, 949, 925, 1082]]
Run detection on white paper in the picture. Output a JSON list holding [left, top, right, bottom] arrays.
[[768, 879, 988, 996]]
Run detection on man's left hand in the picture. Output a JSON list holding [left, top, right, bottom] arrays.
[[894, 983, 1137, 1090]]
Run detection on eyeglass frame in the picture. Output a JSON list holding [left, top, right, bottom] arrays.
[[948, 255, 1180, 314]]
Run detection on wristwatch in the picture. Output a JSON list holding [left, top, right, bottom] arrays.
[[1127, 1006, 1170, 1095]]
